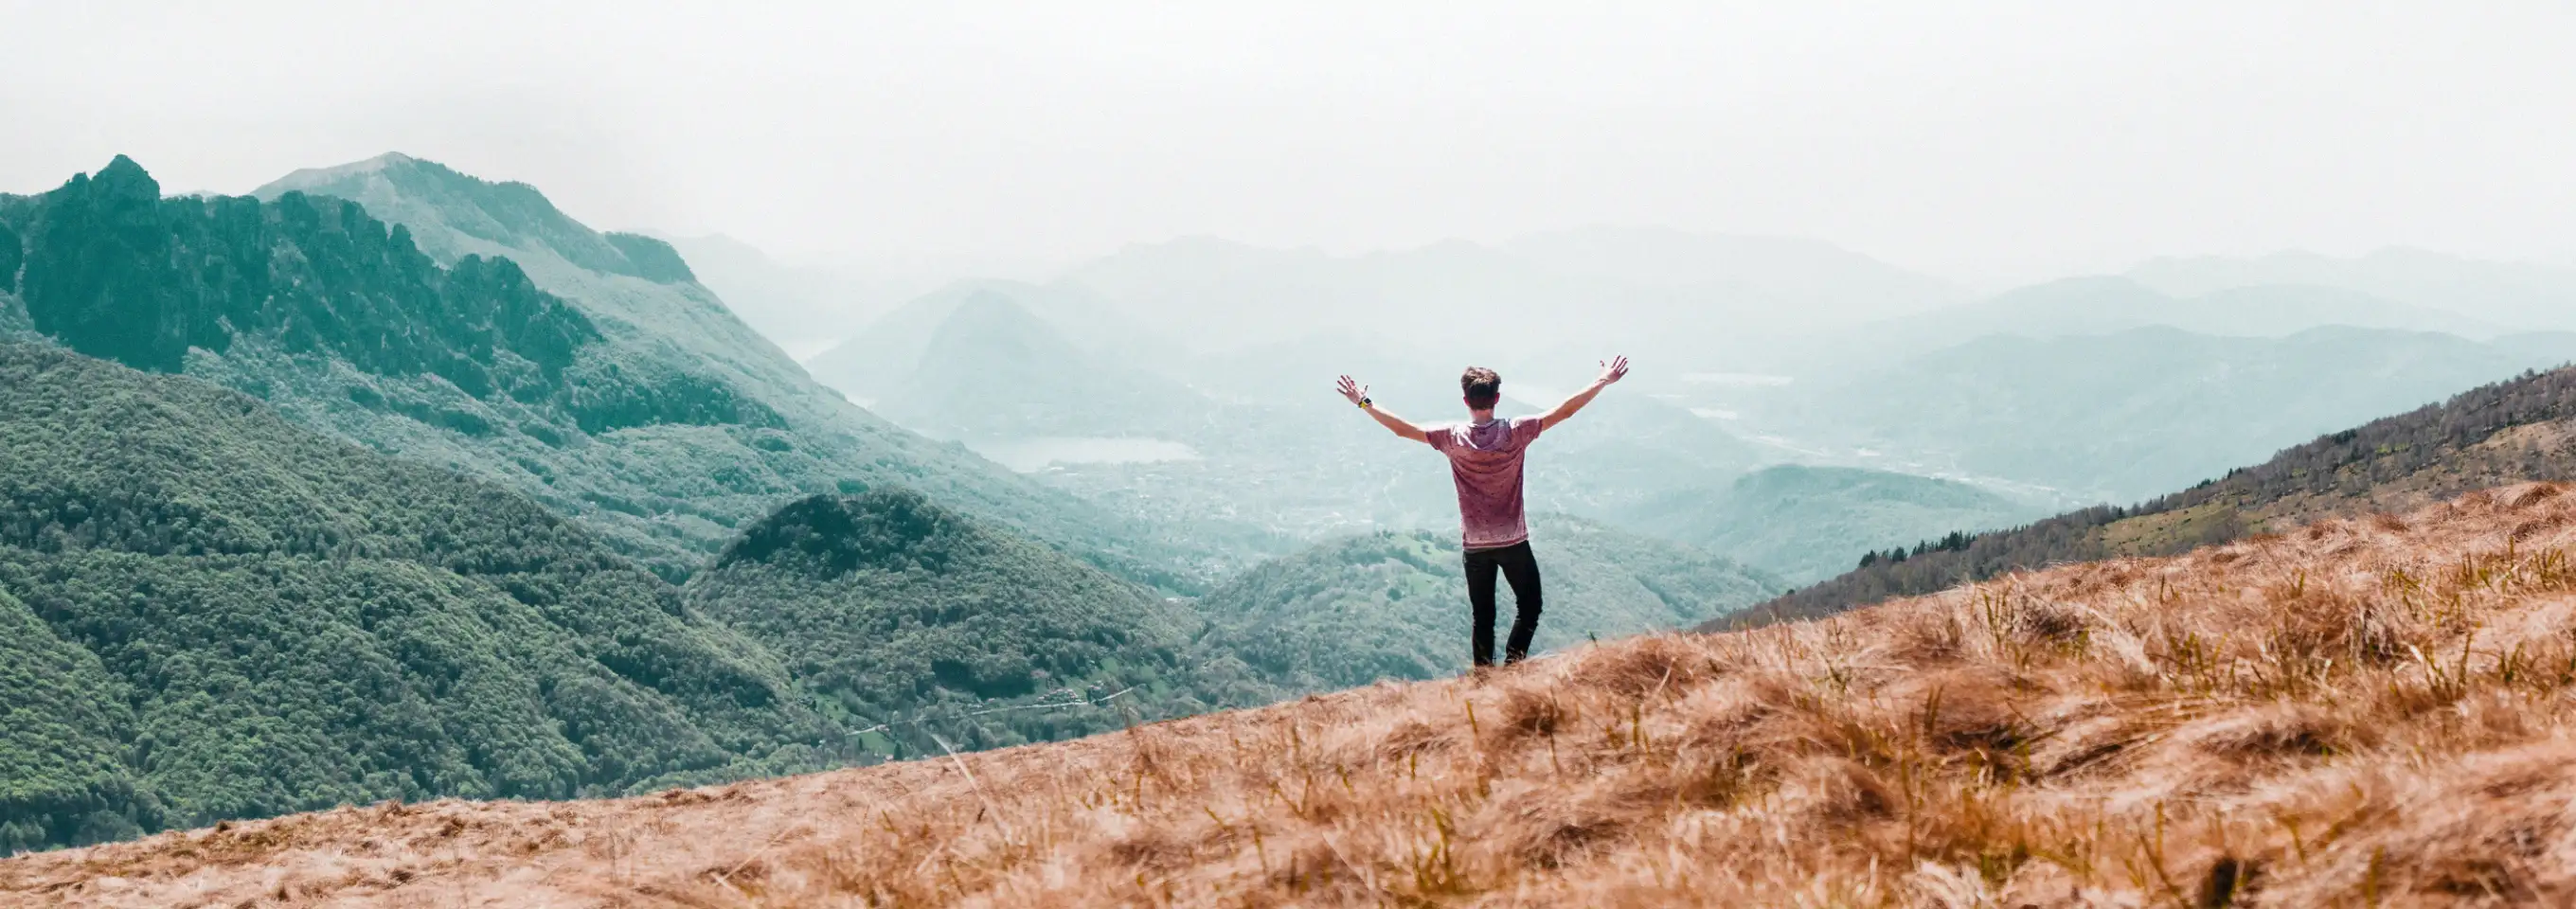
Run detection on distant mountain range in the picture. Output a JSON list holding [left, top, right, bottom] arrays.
[[1501, 225, 1963, 319], [1756, 276, 2506, 377], [2128, 247, 2576, 331], [1762, 324, 2576, 503], [804, 279, 1182, 413], [1058, 230, 1959, 365], [875, 293, 1213, 440]]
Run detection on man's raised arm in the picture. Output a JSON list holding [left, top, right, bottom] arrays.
[[1336, 374, 1429, 443], [1538, 355, 1630, 430]]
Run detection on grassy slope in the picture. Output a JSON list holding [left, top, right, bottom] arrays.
[[18, 484, 2576, 904], [1738, 362, 2576, 625]]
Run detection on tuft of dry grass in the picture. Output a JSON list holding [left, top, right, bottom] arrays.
[[21, 483, 2576, 906]]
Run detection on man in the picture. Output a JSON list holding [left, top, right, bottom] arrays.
[[1334, 356, 1630, 668]]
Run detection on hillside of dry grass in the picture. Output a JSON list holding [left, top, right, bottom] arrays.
[[16, 483, 2576, 906]]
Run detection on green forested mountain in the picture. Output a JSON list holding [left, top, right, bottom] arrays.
[[1732, 363, 2576, 625], [684, 490, 1274, 756], [1193, 515, 1780, 692], [3, 155, 765, 434], [0, 341, 848, 853], [0, 586, 145, 852], [214, 152, 1208, 584], [1621, 465, 2048, 584]]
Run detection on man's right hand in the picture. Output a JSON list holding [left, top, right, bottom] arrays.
[[1341, 374, 1429, 442]]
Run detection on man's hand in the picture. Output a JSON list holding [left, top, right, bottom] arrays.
[[1595, 355, 1630, 386], [1334, 375, 1370, 407]]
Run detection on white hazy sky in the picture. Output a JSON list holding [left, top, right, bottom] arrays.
[[4, 1, 2570, 282]]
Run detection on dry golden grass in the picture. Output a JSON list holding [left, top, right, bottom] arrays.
[[18, 483, 2576, 907]]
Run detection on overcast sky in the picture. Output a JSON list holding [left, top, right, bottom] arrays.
[[4, 1, 2570, 282]]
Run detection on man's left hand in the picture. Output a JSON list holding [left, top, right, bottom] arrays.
[[1596, 355, 1630, 386]]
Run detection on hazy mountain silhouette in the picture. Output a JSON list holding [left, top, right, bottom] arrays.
[[1774, 276, 2501, 374], [2128, 247, 2576, 331], [875, 292, 1215, 439], [1060, 232, 1952, 367], [1503, 225, 1961, 324], [805, 279, 1179, 407], [1621, 465, 2048, 584], [1766, 325, 2576, 502]]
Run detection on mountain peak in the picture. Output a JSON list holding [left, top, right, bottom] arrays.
[[261, 151, 428, 188], [946, 286, 1041, 322], [87, 154, 161, 203], [332, 151, 424, 174]]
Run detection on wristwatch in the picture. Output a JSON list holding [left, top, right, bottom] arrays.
[[1358, 398, 1373, 409]]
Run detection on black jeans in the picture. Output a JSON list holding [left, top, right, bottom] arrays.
[[1464, 541, 1544, 666]]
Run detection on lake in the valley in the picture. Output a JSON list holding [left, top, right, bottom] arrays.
[[968, 437, 1202, 472]]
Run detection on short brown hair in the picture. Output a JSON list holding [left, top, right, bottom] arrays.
[[1460, 366, 1501, 408]]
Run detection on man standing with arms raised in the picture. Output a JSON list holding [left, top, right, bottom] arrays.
[[1335, 357, 1630, 669]]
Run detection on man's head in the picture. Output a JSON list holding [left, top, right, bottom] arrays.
[[1461, 366, 1502, 412]]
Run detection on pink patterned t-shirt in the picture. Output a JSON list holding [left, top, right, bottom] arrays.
[[1424, 416, 1547, 550]]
